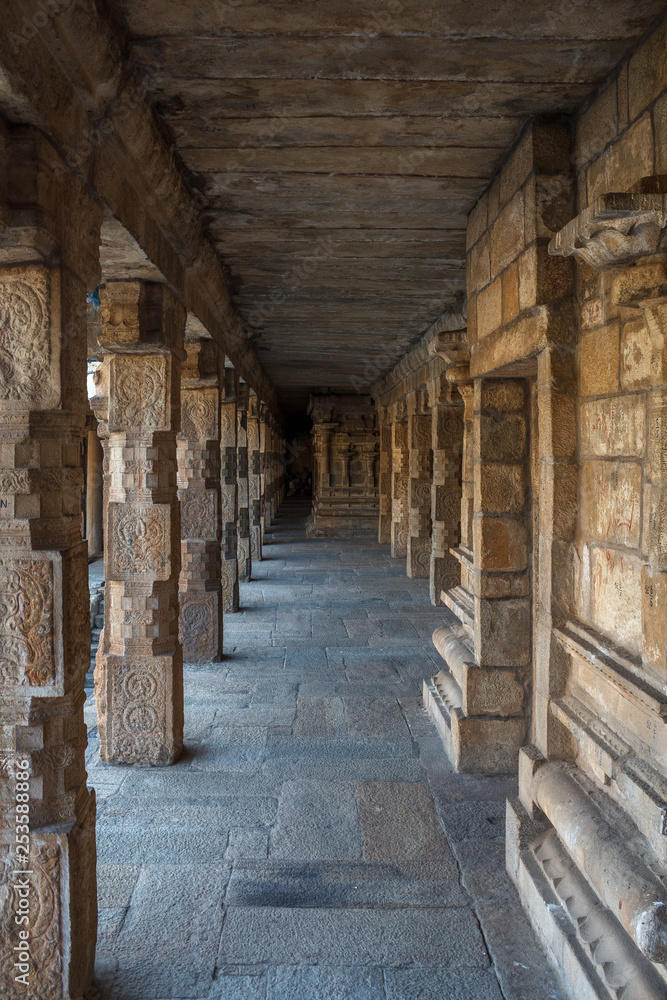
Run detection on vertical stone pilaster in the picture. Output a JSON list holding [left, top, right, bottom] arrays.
[[247, 392, 263, 563], [93, 280, 185, 766], [220, 369, 239, 612], [236, 382, 252, 581], [407, 389, 432, 579], [472, 379, 531, 672], [390, 401, 409, 559], [0, 128, 102, 1000], [429, 377, 463, 605], [378, 406, 393, 544], [177, 337, 223, 663], [457, 380, 475, 553]]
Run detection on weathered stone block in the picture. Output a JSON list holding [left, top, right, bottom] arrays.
[[580, 394, 646, 457], [478, 413, 527, 462], [620, 316, 652, 390], [491, 190, 525, 275], [475, 463, 526, 514], [473, 515, 527, 573], [477, 277, 502, 339], [579, 322, 620, 397], [580, 459, 642, 548], [475, 596, 531, 667]]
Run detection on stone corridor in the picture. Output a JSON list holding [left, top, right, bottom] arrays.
[[85, 500, 564, 1000]]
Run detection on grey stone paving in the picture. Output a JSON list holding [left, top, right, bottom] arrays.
[[86, 500, 566, 1000]]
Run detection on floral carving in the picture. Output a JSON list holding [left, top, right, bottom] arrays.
[[181, 491, 217, 539], [0, 558, 54, 687], [180, 596, 214, 655], [108, 504, 169, 578], [0, 273, 55, 406], [181, 389, 217, 441], [110, 355, 168, 430]]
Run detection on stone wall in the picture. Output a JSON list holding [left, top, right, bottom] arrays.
[[420, 18, 667, 999]]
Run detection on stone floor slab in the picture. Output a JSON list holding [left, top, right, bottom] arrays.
[[90, 502, 564, 1000], [270, 780, 362, 860], [225, 860, 468, 908], [218, 906, 490, 967]]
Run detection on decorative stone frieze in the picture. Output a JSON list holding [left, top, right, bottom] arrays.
[[0, 127, 102, 1000], [93, 280, 186, 766], [177, 336, 223, 662]]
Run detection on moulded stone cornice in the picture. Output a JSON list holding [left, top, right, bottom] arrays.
[[372, 309, 467, 403], [549, 191, 667, 270]]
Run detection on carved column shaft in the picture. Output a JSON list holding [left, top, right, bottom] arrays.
[[259, 405, 267, 534], [378, 407, 393, 545], [390, 403, 409, 559], [220, 369, 239, 612], [247, 392, 263, 563], [236, 382, 252, 582], [0, 128, 101, 1000], [177, 338, 223, 663], [429, 378, 463, 605], [407, 390, 432, 579], [93, 280, 185, 767]]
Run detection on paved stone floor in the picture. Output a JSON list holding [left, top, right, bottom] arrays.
[[86, 500, 565, 1000]]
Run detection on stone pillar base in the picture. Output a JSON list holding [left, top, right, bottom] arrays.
[[95, 649, 184, 765], [423, 621, 525, 774]]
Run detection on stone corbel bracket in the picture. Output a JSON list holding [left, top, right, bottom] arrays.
[[549, 191, 667, 270], [428, 330, 470, 367]]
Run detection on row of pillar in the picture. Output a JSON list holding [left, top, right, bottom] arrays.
[[89, 281, 285, 766], [378, 373, 464, 606]]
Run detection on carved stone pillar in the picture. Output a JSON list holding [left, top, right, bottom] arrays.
[[247, 392, 263, 563], [93, 280, 185, 766], [0, 127, 102, 1000], [220, 369, 239, 613], [259, 404, 267, 534], [407, 389, 432, 579], [378, 406, 393, 544], [390, 401, 409, 559], [236, 382, 252, 582], [428, 376, 463, 605], [177, 337, 222, 663]]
